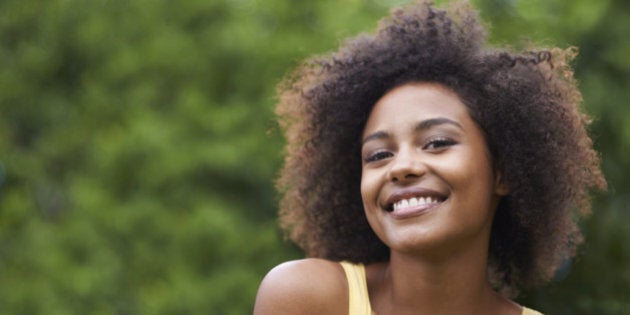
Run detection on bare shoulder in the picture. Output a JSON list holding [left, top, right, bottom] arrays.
[[253, 258, 348, 315]]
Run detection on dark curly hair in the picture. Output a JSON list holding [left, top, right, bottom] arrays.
[[274, 0, 605, 295]]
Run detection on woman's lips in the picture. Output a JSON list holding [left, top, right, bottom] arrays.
[[389, 199, 441, 219], [384, 187, 447, 219]]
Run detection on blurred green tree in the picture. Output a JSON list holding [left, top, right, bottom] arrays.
[[0, 0, 627, 314], [0, 0, 391, 313]]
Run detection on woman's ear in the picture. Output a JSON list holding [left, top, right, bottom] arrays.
[[494, 171, 510, 196]]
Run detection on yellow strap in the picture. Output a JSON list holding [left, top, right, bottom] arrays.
[[340, 261, 372, 315]]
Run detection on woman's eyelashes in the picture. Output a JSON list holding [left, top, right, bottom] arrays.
[[364, 150, 393, 163], [423, 137, 457, 150]]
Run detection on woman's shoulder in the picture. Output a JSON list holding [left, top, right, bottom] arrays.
[[253, 258, 348, 315], [522, 306, 544, 315]]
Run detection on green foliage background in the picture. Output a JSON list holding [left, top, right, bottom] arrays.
[[0, 0, 627, 314]]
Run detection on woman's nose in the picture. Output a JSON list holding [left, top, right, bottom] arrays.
[[387, 147, 426, 183]]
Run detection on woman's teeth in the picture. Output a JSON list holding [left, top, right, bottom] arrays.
[[393, 197, 439, 211]]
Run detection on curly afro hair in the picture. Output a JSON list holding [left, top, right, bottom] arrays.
[[274, 0, 606, 295]]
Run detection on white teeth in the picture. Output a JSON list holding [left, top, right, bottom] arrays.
[[401, 199, 409, 208], [392, 196, 441, 211]]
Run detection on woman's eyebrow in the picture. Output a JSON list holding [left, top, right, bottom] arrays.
[[415, 117, 463, 131], [361, 131, 389, 146]]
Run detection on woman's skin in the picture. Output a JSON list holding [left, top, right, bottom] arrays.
[[254, 82, 523, 315]]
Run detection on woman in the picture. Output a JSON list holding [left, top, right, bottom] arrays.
[[254, 1, 606, 314]]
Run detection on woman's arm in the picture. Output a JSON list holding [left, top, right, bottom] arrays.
[[253, 258, 348, 315]]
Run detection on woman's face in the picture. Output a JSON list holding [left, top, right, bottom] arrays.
[[360, 82, 507, 258]]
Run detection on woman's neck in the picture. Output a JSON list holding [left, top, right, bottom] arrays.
[[367, 239, 519, 315]]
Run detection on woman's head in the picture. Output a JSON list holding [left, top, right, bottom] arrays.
[[360, 82, 508, 260], [275, 0, 605, 294]]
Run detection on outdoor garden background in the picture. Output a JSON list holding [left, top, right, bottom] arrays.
[[0, 0, 628, 314]]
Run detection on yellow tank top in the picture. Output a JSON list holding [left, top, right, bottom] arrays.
[[340, 261, 544, 315]]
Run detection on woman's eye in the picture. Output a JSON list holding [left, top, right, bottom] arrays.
[[424, 138, 456, 150], [364, 151, 393, 163]]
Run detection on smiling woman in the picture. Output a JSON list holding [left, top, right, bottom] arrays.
[[360, 83, 507, 261], [254, 1, 606, 314]]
